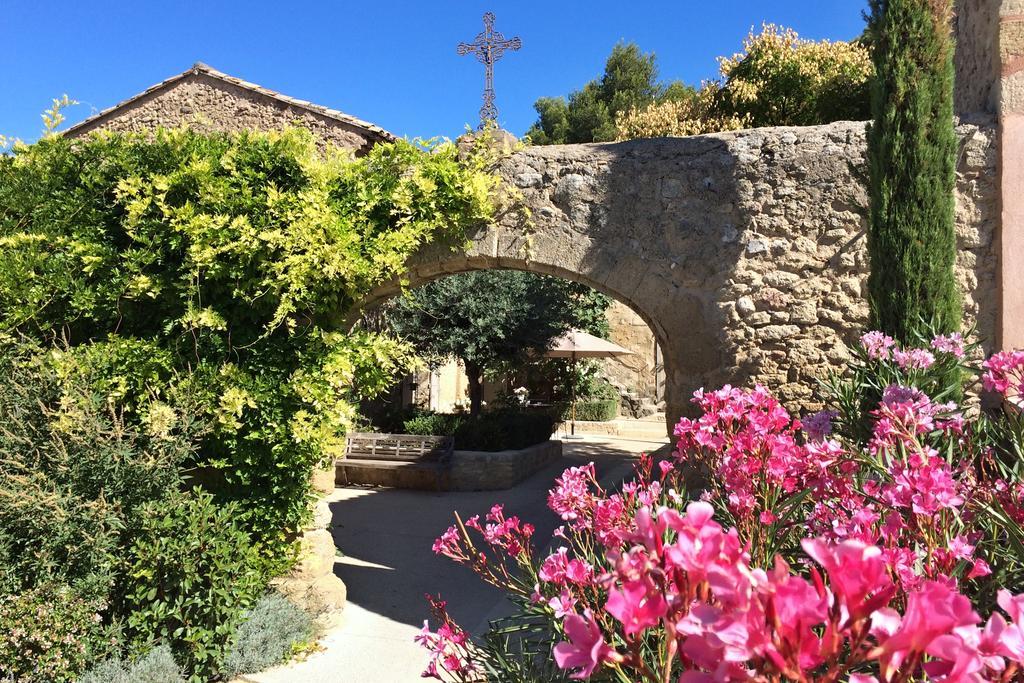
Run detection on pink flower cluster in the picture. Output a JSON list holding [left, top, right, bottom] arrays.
[[859, 330, 968, 371], [550, 502, 1024, 682], [674, 384, 804, 524], [672, 380, 992, 592], [983, 350, 1024, 399], [416, 596, 479, 680], [421, 333, 1024, 682]]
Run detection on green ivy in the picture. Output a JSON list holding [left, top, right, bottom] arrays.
[[0, 127, 498, 557]]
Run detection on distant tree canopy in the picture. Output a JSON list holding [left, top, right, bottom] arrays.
[[385, 270, 610, 415], [525, 43, 696, 145], [617, 25, 872, 140], [527, 26, 873, 144]]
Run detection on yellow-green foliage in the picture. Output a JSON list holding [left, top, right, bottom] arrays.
[[0, 127, 497, 549], [615, 24, 872, 139], [614, 86, 748, 139]]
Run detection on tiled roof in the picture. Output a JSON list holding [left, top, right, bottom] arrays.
[[62, 62, 397, 143]]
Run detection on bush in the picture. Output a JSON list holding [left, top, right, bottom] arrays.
[[402, 411, 467, 437], [615, 24, 873, 139], [117, 491, 265, 681], [0, 341, 193, 599], [0, 584, 111, 683], [553, 398, 619, 422], [418, 331, 1024, 681], [453, 411, 555, 451], [0, 127, 497, 556], [386, 409, 554, 451], [223, 593, 316, 677], [78, 645, 185, 683]]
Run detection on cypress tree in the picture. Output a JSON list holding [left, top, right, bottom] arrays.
[[866, 0, 961, 341]]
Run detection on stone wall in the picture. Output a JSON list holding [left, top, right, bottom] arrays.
[[955, 0, 1001, 118], [601, 300, 661, 408], [357, 121, 1000, 428], [336, 441, 562, 491]]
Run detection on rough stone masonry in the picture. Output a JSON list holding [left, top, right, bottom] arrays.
[[361, 121, 999, 428]]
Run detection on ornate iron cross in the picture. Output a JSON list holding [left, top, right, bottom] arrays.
[[457, 12, 521, 128]]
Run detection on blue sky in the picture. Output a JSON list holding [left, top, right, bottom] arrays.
[[1, 1, 868, 143]]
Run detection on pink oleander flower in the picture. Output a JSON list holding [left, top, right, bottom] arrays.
[[862, 331, 897, 360], [467, 504, 534, 557], [416, 597, 479, 680], [539, 547, 595, 587], [983, 350, 1024, 397], [548, 463, 598, 525], [892, 347, 936, 371], [877, 580, 980, 677], [801, 538, 895, 622], [432, 524, 463, 560], [605, 569, 668, 637], [932, 332, 967, 359], [553, 609, 617, 679], [548, 591, 578, 619]]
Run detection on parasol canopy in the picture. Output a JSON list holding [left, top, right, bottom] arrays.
[[542, 330, 632, 439], [543, 329, 633, 359]]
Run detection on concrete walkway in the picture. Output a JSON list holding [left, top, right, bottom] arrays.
[[244, 435, 667, 683]]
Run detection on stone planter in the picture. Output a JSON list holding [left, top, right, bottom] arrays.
[[447, 440, 562, 491]]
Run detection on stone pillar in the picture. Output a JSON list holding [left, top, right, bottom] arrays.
[[272, 464, 346, 629], [956, 0, 1024, 351], [999, 1, 1024, 350]]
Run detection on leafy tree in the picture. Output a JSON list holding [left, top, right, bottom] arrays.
[[866, 0, 960, 340], [526, 43, 694, 144], [385, 270, 610, 416], [714, 24, 872, 127], [615, 25, 873, 140]]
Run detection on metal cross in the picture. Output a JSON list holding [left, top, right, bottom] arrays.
[[457, 12, 521, 128]]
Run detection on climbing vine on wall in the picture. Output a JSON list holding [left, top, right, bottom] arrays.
[[0, 127, 499, 549]]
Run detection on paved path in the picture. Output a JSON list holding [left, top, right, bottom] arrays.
[[244, 435, 668, 683]]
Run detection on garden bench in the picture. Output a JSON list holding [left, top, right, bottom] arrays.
[[336, 433, 454, 490]]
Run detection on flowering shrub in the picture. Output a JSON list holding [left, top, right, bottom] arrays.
[[0, 584, 112, 682], [615, 24, 872, 140], [419, 331, 1024, 681]]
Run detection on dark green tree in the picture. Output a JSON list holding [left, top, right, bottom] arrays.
[[386, 270, 610, 416], [866, 0, 960, 340], [526, 42, 695, 144]]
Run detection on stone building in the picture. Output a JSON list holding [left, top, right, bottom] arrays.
[[64, 62, 394, 153]]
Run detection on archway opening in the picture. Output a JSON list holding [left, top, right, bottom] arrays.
[[352, 266, 671, 440]]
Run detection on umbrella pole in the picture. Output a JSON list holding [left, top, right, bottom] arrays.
[[571, 353, 577, 437]]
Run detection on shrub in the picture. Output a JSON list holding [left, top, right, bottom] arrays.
[[117, 491, 265, 681], [418, 332, 1024, 681], [78, 645, 185, 683], [553, 398, 619, 422], [713, 24, 872, 127], [0, 127, 498, 555], [0, 584, 111, 683], [223, 593, 316, 677], [387, 409, 554, 451], [453, 411, 555, 451], [615, 24, 872, 139], [0, 341, 193, 599], [402, 411, 467, 437]]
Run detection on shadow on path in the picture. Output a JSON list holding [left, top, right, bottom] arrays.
[[326, 439, 649, 633]]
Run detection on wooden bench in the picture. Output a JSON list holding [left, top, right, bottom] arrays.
[[336, 433, 454, 490]]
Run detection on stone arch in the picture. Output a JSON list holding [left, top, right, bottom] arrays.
[[352, 121, 999, 430]]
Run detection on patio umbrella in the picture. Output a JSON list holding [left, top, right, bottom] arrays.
[[543, 329, 633, 438]]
